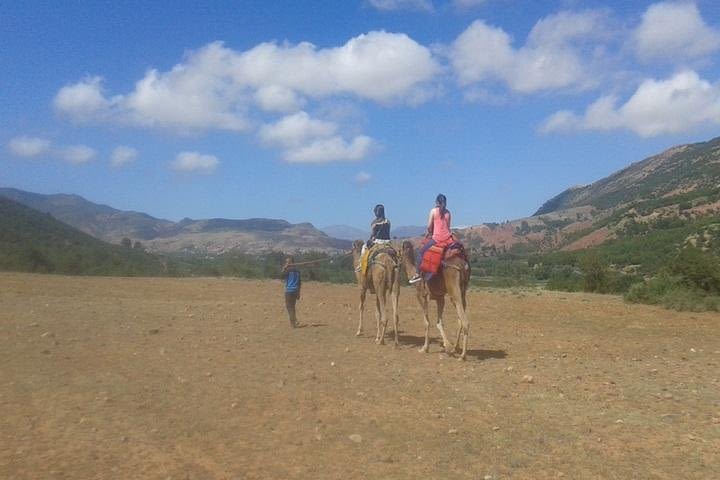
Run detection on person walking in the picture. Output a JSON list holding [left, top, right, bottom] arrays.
[[281, 256, 302, 328]]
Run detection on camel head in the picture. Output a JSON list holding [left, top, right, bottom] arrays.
[[401, 240, 415, 262], [351, 239, 364, 259]]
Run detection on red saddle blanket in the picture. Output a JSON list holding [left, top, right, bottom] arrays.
[[419, 239, 466, 275]]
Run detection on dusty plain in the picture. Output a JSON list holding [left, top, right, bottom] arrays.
[[1, 272, 718, 479]]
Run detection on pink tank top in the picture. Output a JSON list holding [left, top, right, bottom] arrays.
[[432, 207, 452, 242]]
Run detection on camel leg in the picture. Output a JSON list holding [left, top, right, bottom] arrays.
[[356, 288, 366, 336], [450, 290, 464, 353], [418, 291, 431, 353], [391, 280, 400, 347], [376, 288, 390, 345], [435, 296, 453, 354], [455, 301, 470, 361]]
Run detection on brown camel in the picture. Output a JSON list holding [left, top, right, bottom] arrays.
[[401, 240, 471, 360], [351, 240, 401, 346]]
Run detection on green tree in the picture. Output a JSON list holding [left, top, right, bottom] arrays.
[[581, 252, 608, 293]]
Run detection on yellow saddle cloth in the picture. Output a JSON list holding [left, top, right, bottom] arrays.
[[361, 244, 397, 276]]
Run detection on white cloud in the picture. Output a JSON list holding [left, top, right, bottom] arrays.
[[450, 11, 608, 93], [54, 76, 114, 122], [634, 1, 720, 62], [259, 111, 375, 163], [368, 0, 434, 12], [110, 146, 138, 167], [259, 111, 337, 148], [170, 151, 219, 174], [285, 135, 374, 164], [540, 71, 720, 137], [54, 33, 439, 134], [7, 136, 51, 157], [355, 171, 372, 184], [58, 145, 96, 164], [254, 85, 303, 113]]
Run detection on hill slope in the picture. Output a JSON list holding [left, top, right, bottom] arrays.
[[0, 197, 169, 275], [456, 136, 720, 258], [0, 188, 350, 255]]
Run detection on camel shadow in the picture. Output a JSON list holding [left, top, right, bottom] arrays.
[[464, 349, 507, 361], [296, 323, 327, 329], [397, 334, 507, 362]]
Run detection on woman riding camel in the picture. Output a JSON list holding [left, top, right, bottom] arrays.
[[357, 204, 391, 272], [409, 194, 451, 284]]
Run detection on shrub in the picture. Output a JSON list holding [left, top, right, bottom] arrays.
[[546, 266, 583, 292], [669, 246, 720, 294], [580, 253, 608, 293]]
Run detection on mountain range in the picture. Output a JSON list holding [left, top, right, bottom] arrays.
[[0, 188, 350, 255], [3, 135, 720, 259]]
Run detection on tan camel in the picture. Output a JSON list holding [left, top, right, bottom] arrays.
[[351, 240, 401, 346], [401, 240, 471, 360]]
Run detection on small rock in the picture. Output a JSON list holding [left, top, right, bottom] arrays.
[[121, 436, 128, 443], [522, 375, 534, 384], [484, 476, 492, 480], [330, 361, 336, 367], [492, 426, 500, 431], [615, 419, 624, 424], [231, 402, 238, 408], [448, 428, 458, 435], [505, 366, 514, 372], [349, 434, 362, 443], [344, 347, 350, 353], [205, 372, 213, 377]]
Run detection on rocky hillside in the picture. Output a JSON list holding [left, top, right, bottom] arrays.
[[457, 136, 720, 255], [0, 188, 350, 255]]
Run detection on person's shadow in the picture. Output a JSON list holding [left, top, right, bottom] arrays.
[[398, 334, 507, 362]]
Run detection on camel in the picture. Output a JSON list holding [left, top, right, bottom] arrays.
[[401, 240, 471, 360], [351, 240, 401, 346]]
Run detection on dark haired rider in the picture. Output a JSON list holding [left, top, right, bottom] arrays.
[[357, 204, 392, 271], [409, 194, 452, 284]]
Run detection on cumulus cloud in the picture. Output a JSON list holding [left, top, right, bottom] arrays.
[[285, 136, 374, 164], [633, 1, 720, 62], [450, 11, 608, 93], [355, 171, 372, 184], [110, 146, 138, 167], [540, 71, 720, 137], [7, 136, 51, 157], [54, 33, 438, 132], [170, 151, 219, 174], [368, 0, 434, 12], [259, 111, 375, 163], [58, 145, 96, 164], [254, 85, 303, 113], [54, 76, 115, 122], [259, 111, 337, 148]]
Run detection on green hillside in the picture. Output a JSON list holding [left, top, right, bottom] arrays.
[[0, 197, 170, 276]]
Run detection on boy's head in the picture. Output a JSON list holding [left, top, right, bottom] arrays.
[[285, 255, 294, 266]]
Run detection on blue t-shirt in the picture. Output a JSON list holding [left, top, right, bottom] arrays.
[[285, 270, 301, 293]]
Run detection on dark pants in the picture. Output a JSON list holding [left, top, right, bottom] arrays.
[[416, 239, 435, 274], [285, 292, 299, 327]]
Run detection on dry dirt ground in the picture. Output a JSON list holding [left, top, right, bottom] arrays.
[[1, 272, 718, 480]]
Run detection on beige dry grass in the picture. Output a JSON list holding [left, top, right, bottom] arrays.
[[1, 273, 718, 479]]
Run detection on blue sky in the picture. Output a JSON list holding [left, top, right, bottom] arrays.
[[2, 1, 720, 229]]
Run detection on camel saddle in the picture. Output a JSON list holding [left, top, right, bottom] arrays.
[[361, 243, 398, 276], [419, 239, 467, 276]]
